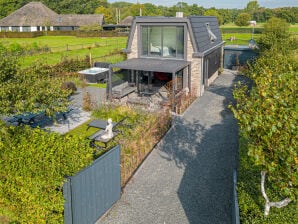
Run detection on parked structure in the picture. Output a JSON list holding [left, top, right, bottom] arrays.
[[107, 15, 224, 109], [0, 2, 104, 32]]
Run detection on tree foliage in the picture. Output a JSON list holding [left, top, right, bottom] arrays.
[[95, 6, 114, 24], [231, 18, 298, 215], [245, 0, 260, 13], [257, 17, 298, 54], [0, 0, 297, 24], [235, 13, 251, 26], [0, 49, 70, 116], [204, 8, 223, 25]]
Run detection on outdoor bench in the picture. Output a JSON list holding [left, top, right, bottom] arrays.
[[112, 81, 137, 99]]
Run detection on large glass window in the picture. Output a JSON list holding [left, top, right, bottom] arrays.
[[141, 26, 184, 59]]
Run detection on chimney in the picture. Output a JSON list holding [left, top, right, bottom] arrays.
[[176, 12, 183, 18]]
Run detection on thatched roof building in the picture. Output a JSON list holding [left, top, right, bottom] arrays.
[[0, 2, 104, 32], [119, 16, 133, 26]]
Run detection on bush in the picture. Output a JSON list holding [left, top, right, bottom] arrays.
[[61, 81, 77, 94], [231, 17, 297, 219], [92, 105, 171, 186], [237, 138, 298, 223], [0, 125, 94, 223]]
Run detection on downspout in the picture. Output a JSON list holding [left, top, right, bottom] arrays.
[[188, 64, 191, 93], [171, 72, 175, 112], [200, 57, 204, 96]]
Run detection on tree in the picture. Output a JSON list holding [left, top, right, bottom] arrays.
[[0, 49, 70, 116], [245, 0, 260, 13], [235, 13, 251, 26], [258, 17, 298, 54], [95, 6, 114, 24], [129, 3, 145, 17], [204, 8, 223, 25]]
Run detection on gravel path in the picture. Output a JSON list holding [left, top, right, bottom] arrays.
[[98, 70, 245, 224]]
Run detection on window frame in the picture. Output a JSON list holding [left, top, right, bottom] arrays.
[[139, 23, 187, 60]]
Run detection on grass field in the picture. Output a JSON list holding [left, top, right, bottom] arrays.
[[0, 36, 127, 67], [221, 23, 298, 33]]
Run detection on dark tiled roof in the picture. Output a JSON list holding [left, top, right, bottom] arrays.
[[126, 16, 223, 56], [188, 16, 222, 53], [111, 58, 190, 73]]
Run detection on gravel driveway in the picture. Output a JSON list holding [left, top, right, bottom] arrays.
[[98, 70, 246, 224]]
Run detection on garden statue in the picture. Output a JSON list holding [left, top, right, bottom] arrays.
[[184, 87, 189, 96], [101, 118, 114, 140]]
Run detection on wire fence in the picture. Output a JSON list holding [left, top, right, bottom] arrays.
[[9, 38, 127, 56]]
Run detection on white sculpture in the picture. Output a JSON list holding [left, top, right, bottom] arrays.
[[100, 118, 114, 140], [184, 87, 189, 96]]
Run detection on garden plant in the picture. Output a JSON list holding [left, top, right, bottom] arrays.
[[230, 17, 297, 221]]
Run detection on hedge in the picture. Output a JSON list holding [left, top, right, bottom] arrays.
[[0, 124, 94, 223], [0, 30, 128, 38], [221, 27, 264, 34]]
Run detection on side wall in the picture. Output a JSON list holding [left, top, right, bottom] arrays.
[[127, 25, 138, 59], [186, 32, 202, 97]]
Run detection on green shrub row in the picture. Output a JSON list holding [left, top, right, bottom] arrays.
[[237, 138, 298, 224], [0, 31, 43, 38], [221, 27, 264, 34], [0, 124, 94, 223], [0, 30, 128, 38], [231, 18, 298, 222]]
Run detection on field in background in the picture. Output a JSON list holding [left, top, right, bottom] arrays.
[[221, 23, 298, 33], [0, 36, 127, 67], [1, 23, 296, 68]]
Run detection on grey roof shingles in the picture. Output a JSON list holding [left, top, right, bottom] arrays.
[[188, 16, 223, 53]]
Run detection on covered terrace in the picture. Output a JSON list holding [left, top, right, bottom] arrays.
[[107, 58, 191, 111]]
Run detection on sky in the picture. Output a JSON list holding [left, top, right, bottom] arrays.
[[108, 0, 298, 9]]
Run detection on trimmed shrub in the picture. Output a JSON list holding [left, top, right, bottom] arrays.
[[0, 124, 94, 223]]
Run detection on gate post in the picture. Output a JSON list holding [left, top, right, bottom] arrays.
[[63, 178, 73, 224]]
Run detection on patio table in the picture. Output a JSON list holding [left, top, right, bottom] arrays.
[[8, 111, 46, 126]]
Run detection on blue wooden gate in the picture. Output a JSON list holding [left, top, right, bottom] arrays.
[[63, 145, 121, 224]]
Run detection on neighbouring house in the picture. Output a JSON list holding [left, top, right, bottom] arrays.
[[0, 2, 104, 32], [107, 14, 224, 110], [102, 16, 133, 31]]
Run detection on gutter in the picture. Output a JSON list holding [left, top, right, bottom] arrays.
[[193, 41, 225, 58]]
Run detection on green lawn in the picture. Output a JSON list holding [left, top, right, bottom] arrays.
[[221, 23, 298, 33], [0, 36, 127, 67], [0, 36, 127, 49]]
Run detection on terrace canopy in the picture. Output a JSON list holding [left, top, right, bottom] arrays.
[[107, 58, 191, 101]]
